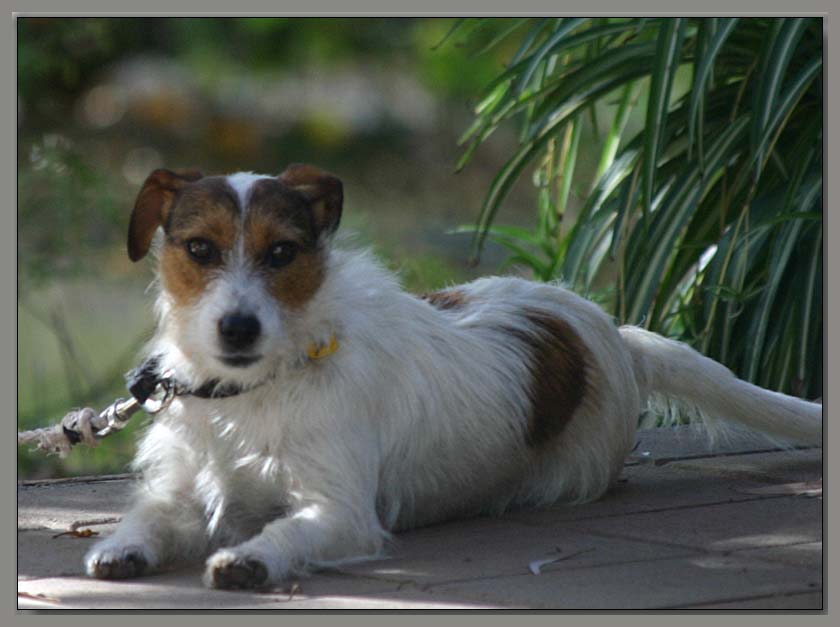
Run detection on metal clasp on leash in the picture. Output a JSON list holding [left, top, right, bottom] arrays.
[[94, 370, 176, 439]]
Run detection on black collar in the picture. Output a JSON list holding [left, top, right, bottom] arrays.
[[127, 356, 257, 404]]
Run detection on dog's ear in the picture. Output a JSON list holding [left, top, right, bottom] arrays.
[[279, 164, 343, 237], [128, 168, 203, 261]]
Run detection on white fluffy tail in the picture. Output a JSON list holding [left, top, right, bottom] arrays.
[[619, 326, 822, 445]]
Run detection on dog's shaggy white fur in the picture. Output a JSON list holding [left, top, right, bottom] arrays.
[[85, 167, 822, 589]]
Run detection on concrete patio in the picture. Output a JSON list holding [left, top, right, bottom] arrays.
[[17, 426, 823, 610]]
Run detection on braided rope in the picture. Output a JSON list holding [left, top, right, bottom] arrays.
[[18, 408, 102, 458]]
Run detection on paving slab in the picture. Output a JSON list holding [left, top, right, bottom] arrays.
[[627, 424, 809, 464], [680, 591, 823, 610], [15, 518, 697, 609], [502, 447, 822, 526], [17, 475, 133, 531], [17, 427, 823, 610], [331, 515, 698, 586], [357, 554, 820, 610], [261, 596, 492, 609], [564, 486, 822, 554], [735, 542, 823, 570], [668, 448, 824, 484], [18, 528, 119, 579], [18, 572, 298, 610], [16, 575, 492, 610]]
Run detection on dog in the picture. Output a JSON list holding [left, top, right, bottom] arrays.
[[85, 165, 822, 590]]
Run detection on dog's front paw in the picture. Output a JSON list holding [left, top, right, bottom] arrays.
[[86, 544, 151, 580], [204, 550, 269, 590]]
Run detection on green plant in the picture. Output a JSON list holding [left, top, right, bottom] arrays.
[[455, 17, 822, 399]]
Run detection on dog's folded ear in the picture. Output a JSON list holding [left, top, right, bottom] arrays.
[[279, 164, 343, 237], [128, 168, 203, 261]]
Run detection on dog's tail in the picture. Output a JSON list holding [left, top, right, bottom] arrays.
[[618, 326, 822, 445]]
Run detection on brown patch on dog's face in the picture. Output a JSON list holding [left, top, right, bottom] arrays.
[[244, 178, 326, 309], [505, 309, 589, 447], [420, 289, 469, 311], [263, 246, 327, 310], [158, 177, 239, 307], [133, 167, 344, 313]]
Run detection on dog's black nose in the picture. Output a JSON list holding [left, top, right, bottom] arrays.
[[218, 313, 261, 351]]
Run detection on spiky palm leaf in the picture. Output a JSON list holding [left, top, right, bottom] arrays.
[[457, 17, 822, 399]]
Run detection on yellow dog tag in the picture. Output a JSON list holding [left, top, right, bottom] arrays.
[[307, 335, 340, 360]]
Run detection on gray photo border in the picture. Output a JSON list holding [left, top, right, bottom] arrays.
[[5, 1, 835, 623]]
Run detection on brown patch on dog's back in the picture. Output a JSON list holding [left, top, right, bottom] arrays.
[[508, 309, 589, 447], [420, 289, 469, 311]]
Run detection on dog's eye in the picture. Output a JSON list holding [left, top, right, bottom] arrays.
[[266, 241, 299, 268], [186, 238, 218, 264]]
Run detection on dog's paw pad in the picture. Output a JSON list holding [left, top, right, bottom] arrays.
[[87, 549, 148, 580], [206, 553, 268, 590]]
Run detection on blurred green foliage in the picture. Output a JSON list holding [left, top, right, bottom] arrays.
[[18, 17, 523, 283], [19, 17, 514, 128], [19, 134, 129, 282]]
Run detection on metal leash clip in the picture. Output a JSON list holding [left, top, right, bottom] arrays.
[[140, 369, 177, 414], [94, 370, 176, 439], [94, 397, 142, 439]]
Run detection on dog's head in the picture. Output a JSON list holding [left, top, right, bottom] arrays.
[[128, 165, 343, 382]]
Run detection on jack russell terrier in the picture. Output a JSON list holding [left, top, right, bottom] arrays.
[[85, 165, 822, 589]]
